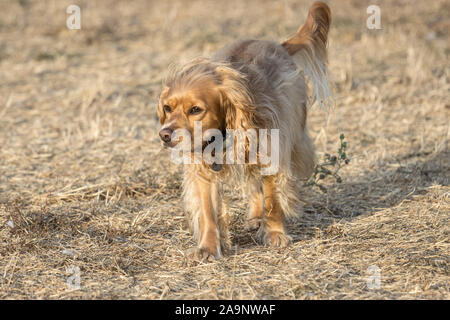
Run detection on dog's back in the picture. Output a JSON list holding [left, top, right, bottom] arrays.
[[212, 39, 299, 105], [212, 1, 332, 109], [212, 39, 295, 71], [208, 1, 332, 219]]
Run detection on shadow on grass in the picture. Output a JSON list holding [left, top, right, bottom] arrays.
[[232, 148, 449, 247]]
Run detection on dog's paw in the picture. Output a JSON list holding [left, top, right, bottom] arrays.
[[259, 230, 292, 248], [185, 246, 222, 263], [245, 218, 262, 231]]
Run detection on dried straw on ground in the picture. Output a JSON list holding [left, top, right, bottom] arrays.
[[0, 0, 448, 299]]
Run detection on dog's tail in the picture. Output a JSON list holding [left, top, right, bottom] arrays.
[[282, 1, 332, 108]]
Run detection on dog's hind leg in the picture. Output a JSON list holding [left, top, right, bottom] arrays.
[[246, 190, 263, 230], [244, 176, 264, 230], [257, 175, 292, 247]]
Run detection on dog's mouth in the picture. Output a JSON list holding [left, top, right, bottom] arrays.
[[190, 129, 227, 152], [162, 141, 178, 148], [162, 130, 226, 172], [162, 130, 226, 150], [202, 135, 216, 150], [203, 130, 226, 172]]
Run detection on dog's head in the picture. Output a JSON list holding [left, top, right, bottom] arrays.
[[157, 59, 256, 149]]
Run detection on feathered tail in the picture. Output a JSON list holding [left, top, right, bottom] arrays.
[[282, 1, 333, 108]]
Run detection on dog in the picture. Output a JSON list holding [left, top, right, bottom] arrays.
[[157, 2, 332, 261]]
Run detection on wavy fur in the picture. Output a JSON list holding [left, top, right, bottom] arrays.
[[158, 2, 332, 258]]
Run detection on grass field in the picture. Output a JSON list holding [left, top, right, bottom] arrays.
[[0, 0, 448, 299]]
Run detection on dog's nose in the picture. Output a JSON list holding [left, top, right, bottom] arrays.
[[159, 128, 173, 143]]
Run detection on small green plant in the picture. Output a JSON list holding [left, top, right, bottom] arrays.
[[306, 133, 350, 192]]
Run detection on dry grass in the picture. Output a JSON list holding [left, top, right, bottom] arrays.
[[0, 0, 449, 299]]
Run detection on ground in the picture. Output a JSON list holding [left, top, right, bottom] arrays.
[[0, 0, 448, 299]]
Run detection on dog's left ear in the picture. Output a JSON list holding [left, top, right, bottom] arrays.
[[215, 66, 256, 130], [157, 86, 170, 124]]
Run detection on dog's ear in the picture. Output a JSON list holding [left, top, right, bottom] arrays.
[[215, 66, 256, 130], [157, 86, 170, 124]]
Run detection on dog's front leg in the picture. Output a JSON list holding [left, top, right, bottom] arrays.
[[184, 169, 222, 261]]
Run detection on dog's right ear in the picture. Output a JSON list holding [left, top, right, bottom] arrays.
[[157, 87, 170, 124]]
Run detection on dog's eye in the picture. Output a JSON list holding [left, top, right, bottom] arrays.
[[163, 105, 172, 113], [189, 106, 202, 115]]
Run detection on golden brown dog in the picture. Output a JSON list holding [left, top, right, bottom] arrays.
[[157, 2, 332, 261]]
